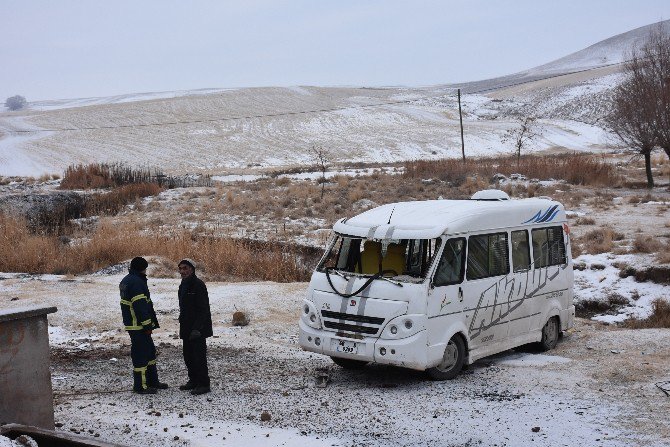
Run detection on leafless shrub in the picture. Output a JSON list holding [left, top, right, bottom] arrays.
[[657, 241, 670, 264], [576, 217, 596, 225], [624, 299, 670, 329], [631, 235, 663, 253], [575, 299, 612, 318], [60, 163, 210, 190], [577, 227, 624, 254], [404, 154, 619, 186]]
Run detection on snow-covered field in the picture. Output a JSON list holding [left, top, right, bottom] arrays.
[[0, 271, 668, 446], [4, 21, 668, 178], [0, 85, 616, 177]]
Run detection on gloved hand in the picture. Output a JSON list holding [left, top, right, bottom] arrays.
[[188, 329, 201, 341]]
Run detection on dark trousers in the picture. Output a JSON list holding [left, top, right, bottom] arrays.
[[129, 332, 159, 391], [183, 338, 210, 387]]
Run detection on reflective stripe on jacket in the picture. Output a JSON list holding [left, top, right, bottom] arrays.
[[120, 270, 159, 332]]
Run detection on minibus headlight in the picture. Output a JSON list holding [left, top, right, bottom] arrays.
[[301, 300, 322, 329], [380, 314, 425, 340]]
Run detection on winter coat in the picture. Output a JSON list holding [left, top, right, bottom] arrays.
[[120, 270, 159, 332], [178, 273, 213, 339]]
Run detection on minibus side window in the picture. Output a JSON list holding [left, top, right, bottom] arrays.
[[318, 237, 362, 272], [406, 239, 440, 277], [466, 232, 509, 281], [511, 230, 531, 272], [433, 238, 466, 287], [531, 226, 566, 268], [318, 237, 342, 271], [406, 240, 423, 276], [336, 238, 359, 270]]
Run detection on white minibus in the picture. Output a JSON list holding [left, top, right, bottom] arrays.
[[299, 189, 575, 379]]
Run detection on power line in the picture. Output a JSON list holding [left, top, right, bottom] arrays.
[[4, 61, 627, 135]]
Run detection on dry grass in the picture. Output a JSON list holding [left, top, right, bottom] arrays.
[[27, 183, 163, 235], [575, 217, 596, 225], [576, 227, 625, 254], [404, 154, 620, 187], [624, 299, 670, 329], [0, 214, 314, 282], [657, 241, 670, 264], [85, 183, 163, 216], [60, 163, 211, 190], [631, 235, 664, 254], [60, 163, 141, 189]]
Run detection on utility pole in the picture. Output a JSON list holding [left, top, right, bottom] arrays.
[[458, 89, 465, 162]]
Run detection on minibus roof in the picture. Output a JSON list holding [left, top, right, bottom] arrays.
[[333, 197, 566, 240]]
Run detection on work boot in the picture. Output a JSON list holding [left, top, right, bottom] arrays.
[[149, 382, 169, 389], [179, 381, 196, 391], [134, 387, 158, 395], [190, 385, 211, 395]]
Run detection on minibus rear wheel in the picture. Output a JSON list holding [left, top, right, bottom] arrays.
[[540, 316, 560, 351], [427, 335, 465, 380], [331, 357, 368, 369]]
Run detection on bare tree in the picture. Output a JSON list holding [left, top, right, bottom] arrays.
[[502, 116, 543, 166], [606, 31, 663, 188], [311, 145, 329, 199], [640, 26, 670, 185], [4, 95, 27, 111]]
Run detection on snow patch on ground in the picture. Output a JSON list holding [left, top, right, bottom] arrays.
[[495, 353, 572, 367], [573, 253, 669, 323]]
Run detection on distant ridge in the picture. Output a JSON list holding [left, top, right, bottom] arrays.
[[453, 19, 670, 94]]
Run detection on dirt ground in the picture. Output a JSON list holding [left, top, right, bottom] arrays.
[[47, 316, 670, 447], [1, 273, 662, 447]]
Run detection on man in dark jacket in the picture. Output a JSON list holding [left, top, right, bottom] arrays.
[[177, 258, 213, 395], [119, 257, 168, 394]]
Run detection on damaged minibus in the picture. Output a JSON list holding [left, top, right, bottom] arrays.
[[299, 189, 575, 379]]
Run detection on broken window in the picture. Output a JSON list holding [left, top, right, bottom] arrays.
[[433, 238, 466, 287]]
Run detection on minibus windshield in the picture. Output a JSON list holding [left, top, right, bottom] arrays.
[[317, 235, 442, 282]]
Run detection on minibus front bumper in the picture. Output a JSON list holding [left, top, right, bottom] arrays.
[[299, 319, 429, 370]]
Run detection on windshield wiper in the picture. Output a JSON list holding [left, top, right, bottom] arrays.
[[329, 269, 351, 281], [376, 276, 403, 287]]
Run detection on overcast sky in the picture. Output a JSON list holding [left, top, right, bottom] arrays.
[[1, 0, 669, 101]]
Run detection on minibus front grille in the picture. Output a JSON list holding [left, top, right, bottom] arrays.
[[320, 310, 385, 325], [323, 321, 379, 335]]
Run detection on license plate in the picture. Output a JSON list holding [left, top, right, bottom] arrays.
[[335, 340, 358, 354]]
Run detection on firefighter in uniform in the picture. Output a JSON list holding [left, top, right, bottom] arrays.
[[119, 257, 168, 394]]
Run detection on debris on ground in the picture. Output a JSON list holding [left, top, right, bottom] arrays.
[[232, 310, 250, 326]]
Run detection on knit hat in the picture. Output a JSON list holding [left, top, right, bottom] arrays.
[[178, 258, 197, 271], [129, 256, 149, 272]]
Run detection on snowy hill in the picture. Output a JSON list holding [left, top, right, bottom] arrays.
[[456, 20, 670, 95], [0, 20, 667, 177]]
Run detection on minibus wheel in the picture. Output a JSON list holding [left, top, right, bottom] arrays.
[[540, 316, 559, 351], [427, 335, 465, 380], [331, 357, 368, 369]]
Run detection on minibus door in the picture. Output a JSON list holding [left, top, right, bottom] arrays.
[[463, 232, 511, 351], [427, 238, 466, 346]]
